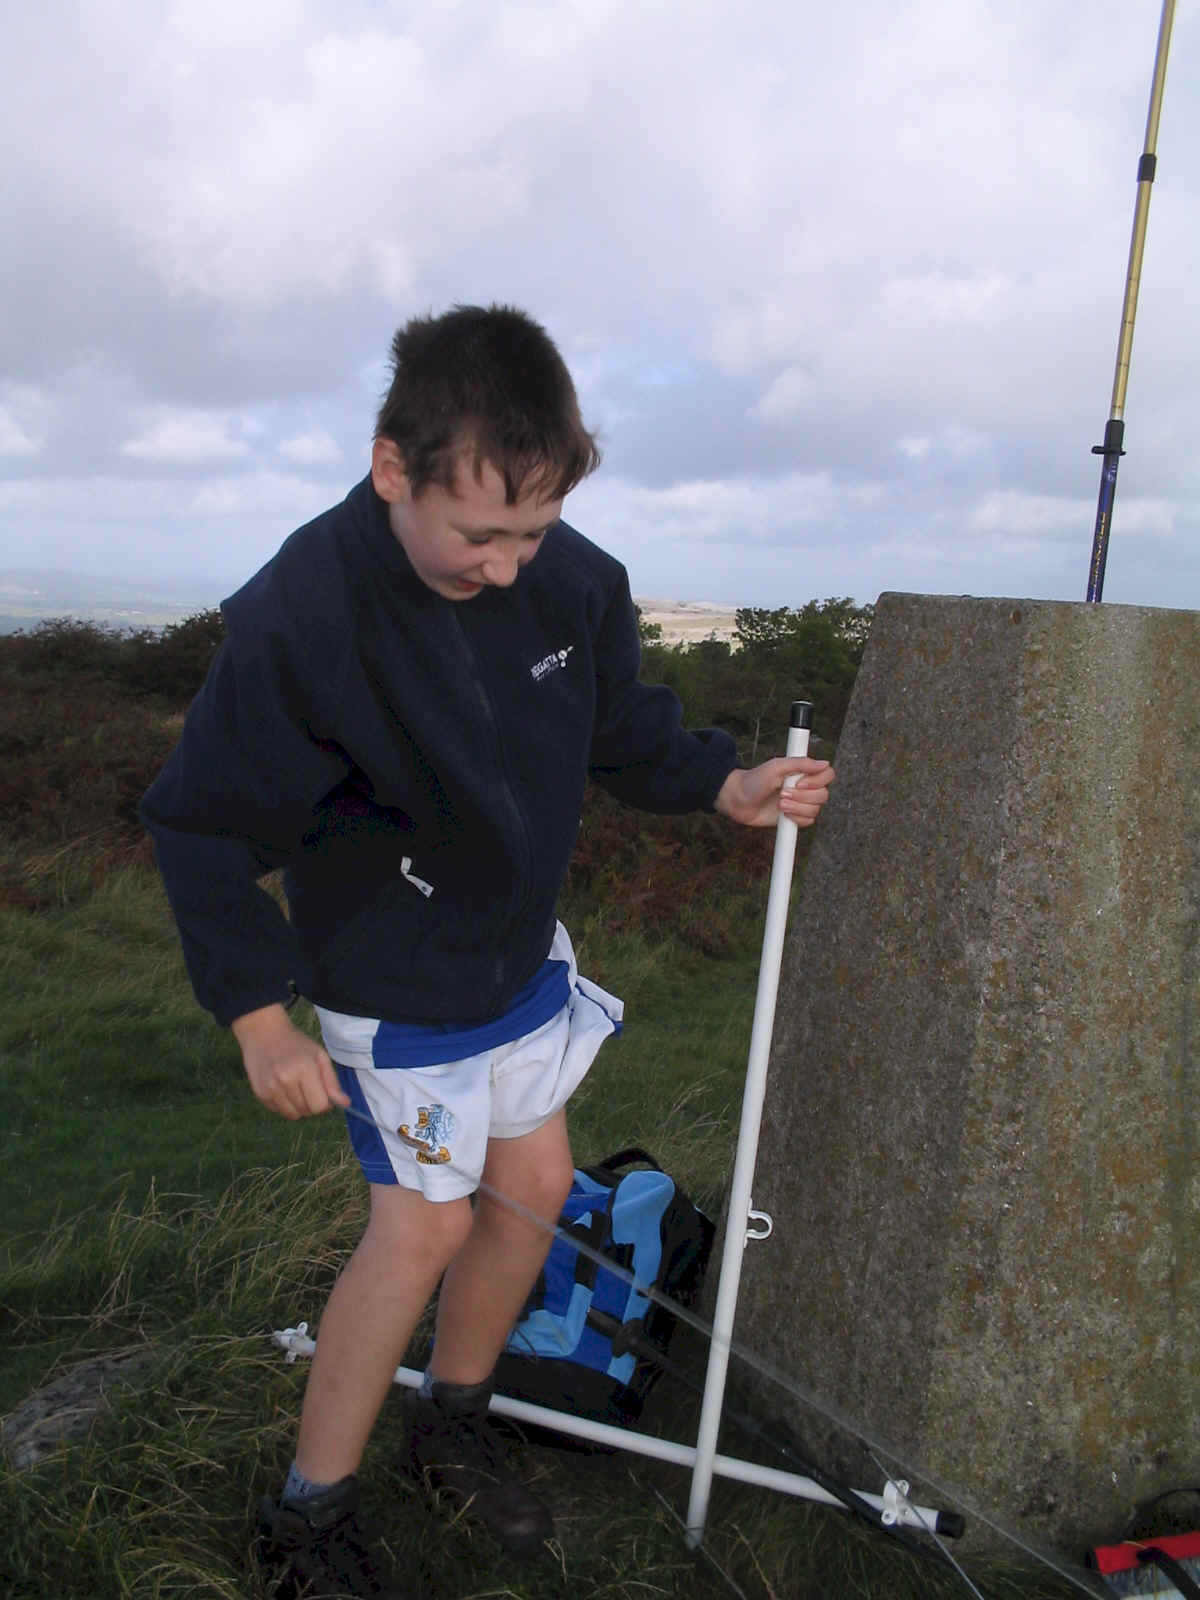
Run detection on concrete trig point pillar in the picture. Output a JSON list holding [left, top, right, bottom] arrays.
[[737, 593, 1198, 1558]]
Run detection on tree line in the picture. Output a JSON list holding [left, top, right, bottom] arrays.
[[0, 600, 871, 932], [638, 597, 872, 760]]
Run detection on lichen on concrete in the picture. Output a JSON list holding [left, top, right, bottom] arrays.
[[735, 594, 1199, 1560]]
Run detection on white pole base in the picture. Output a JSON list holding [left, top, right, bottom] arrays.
[[270, 1326, 946, 1538]]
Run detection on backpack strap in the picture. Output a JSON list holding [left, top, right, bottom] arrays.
[[562, 1208, 612, 1290], [594, 1148, 662, 1175], [1137, 1546, 1200, 1600]]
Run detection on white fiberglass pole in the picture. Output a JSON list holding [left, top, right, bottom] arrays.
[[270, 1327, 950, 1531], [686, 701, 812, 1546]]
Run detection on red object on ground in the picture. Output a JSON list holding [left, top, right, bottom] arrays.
[[1090, 1530, 1200, 1573]]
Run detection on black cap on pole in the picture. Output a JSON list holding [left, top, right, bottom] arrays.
[[790, 702, 813, 729]]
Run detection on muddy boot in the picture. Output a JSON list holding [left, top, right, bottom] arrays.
[[405, 1377, 553, 1558], [255, 1474, 409, 1598]]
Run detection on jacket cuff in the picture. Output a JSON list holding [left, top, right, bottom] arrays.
[[214, 984, 298, 1030]]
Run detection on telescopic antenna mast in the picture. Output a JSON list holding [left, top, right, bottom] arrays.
[[1085, 0, 1176, 603]]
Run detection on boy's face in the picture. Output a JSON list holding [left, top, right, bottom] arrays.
[[372, 438, 563, 601]]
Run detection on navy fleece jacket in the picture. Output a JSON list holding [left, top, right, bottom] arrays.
[[141, 476, 740, 1028]]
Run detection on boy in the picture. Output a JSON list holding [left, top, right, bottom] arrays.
[[141, 305, 833, 1598]]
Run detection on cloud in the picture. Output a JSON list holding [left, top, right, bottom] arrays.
[[0, 468, 315, 524], [0, 384, 54, 457], [0, 409, 40, 457], [0, 468, 334, 592], [278, 429, 343, 467], [571, 469, 886, 556], [882, 273, 1011, 322], [969, 490, 1176, 541], [122, 413, 251, 465], [1, 0, 1196, 616], [751, 367, 819, 425]]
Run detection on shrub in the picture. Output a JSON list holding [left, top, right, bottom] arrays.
[[118, 607, 224, 702], [0, 599, 859, 941], [0, 677, 176, 848], [564, 785, 785, 957], [1, 618, 127, 680]]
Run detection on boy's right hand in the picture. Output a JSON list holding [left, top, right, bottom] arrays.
[[230, 1003, 351, 1120]]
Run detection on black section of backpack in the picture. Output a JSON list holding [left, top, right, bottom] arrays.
[[492, 1147, 715, 1431]]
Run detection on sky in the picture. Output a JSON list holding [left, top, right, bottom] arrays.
[[2, 0, 1197, 614]]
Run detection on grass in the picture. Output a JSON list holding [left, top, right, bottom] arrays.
[[0, 864, 1099, 1599], [0, 1153, 1086, 1600], [2, 872, 317, 1221], [0, 865, 346, 1414]]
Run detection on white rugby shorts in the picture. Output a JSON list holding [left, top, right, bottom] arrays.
[[316, 924, 622, 1201]]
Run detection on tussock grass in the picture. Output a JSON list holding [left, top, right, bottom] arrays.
[[1, 884, 1087, 1597]]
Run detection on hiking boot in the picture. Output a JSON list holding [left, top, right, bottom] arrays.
[[255, 1474, 406, 1599], [405, 1377, 553, 1558]]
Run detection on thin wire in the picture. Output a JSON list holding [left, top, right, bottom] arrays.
[[638, 1475, 750, 1600], [865, 1449, 986, 1600], [339, 1103, 1105, 1598], [473, 1169, 1103, 1597]]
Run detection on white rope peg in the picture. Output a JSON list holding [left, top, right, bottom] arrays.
[[272, 1323, 315, 1364]]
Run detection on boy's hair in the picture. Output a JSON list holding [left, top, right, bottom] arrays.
[[376, 304, 601, 504]]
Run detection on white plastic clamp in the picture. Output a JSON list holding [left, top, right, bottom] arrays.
[[745, 1208, 774, 1243]]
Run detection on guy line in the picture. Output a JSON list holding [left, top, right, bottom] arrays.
[[274, 1100, 1105, 1600]]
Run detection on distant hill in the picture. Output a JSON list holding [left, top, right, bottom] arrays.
[[0, 569, 741, 644], [0, 570, 221, 634], [635, 598, 737, 645]]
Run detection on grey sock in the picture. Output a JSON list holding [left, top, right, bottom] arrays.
[[281, 1460, 339, 1506]]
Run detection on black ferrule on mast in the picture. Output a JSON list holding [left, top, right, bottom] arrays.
[[1086, 420, 1126, 605]]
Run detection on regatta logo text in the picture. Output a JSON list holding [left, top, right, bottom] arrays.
[[530, 645, 574, 683]]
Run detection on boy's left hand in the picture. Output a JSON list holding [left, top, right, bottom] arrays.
[[714, 758, 835, 828]]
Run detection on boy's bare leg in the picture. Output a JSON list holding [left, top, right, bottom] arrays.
[[294, 1183, 473, 1483], [430, 1110, 575, 1385]]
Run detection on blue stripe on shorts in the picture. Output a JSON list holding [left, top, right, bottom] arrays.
[[335, 1065, 399, 1184], [369, 959, 571, 1069]]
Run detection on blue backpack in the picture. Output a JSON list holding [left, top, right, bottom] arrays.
[[494, 1148, 714, 1426]]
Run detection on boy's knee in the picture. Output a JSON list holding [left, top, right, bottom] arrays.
[[540, 1153, 575, 1216], [489, 1149, 574, 1226], [364, 1187, 473, 1269]]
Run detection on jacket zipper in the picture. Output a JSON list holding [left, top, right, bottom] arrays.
[[449, 609, 536, 1008]]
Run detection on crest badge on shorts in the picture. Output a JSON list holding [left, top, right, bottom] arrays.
[[397, 1104, 455, 1165]]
